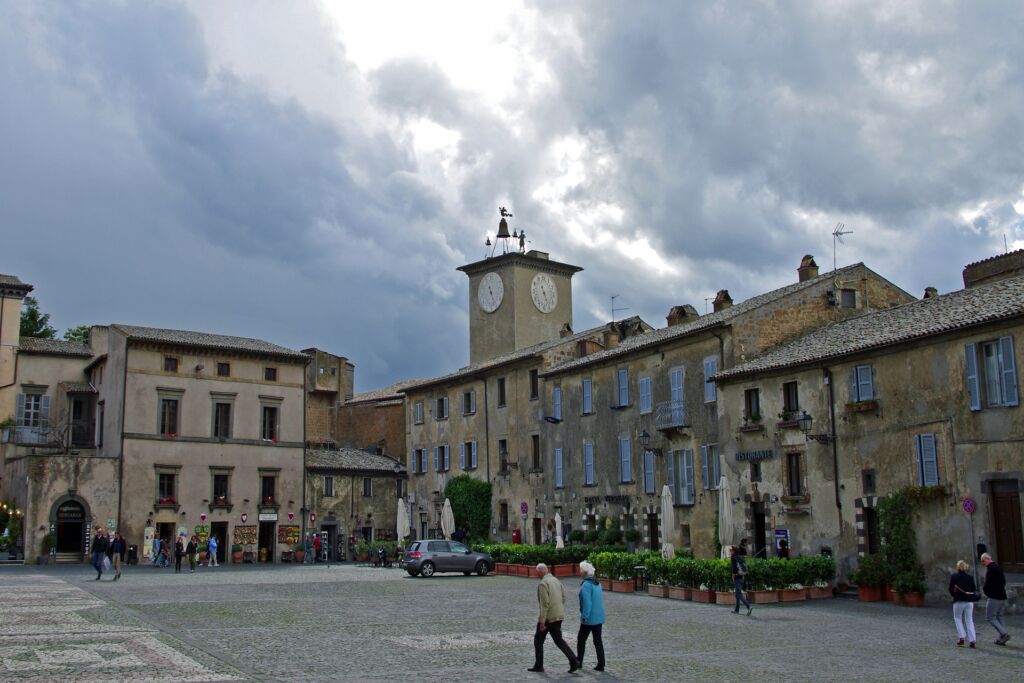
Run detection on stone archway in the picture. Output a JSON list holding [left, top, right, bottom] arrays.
[[50, 494, 91, 558]]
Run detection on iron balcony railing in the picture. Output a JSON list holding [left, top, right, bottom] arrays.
[[13, 420, 56, 445], [654, 400, 689, 430]]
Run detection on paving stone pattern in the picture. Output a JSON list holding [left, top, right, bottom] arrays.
[[1, 564, 1021, 681]]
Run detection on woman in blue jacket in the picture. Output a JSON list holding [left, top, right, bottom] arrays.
[[576, 560, 606, 672]]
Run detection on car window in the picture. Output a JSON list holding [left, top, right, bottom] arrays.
[[428, 541, 451, 552], [408, 542, 422, 552], [449, 542, 468, 553]]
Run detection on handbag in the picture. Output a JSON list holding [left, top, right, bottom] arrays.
[[102, 556, 111, 572]]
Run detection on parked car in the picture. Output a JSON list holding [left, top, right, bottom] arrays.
[[404, 540, 494, 577]]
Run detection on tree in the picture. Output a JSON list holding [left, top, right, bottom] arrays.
[[63, 325, 90, 344], [443, 474, 492, 542], [20, 297, 56, 339]]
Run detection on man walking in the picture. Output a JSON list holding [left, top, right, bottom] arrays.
[[529, 563, 581, 674], [312, 533, 322, 563], [981, 552, 1011, 645], [91, 527, 108, 580], [110, 531, 127, 581]]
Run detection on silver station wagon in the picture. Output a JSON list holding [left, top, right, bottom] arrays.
[[403, 540, 494, 577]]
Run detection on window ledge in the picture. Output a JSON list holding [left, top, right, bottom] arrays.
[[208, 502, 233, 513], [582, 483, 598, 488], [737, 423, 765, 433], [154, 502, 180, 511], [610, 404, 632, 411], [620, 480, 636, 485], [528, 468, 545, 474], [846, 399, 879, 414]]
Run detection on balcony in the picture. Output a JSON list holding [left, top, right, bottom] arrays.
[[654, 400, 689, 431], [11, 421, 57, 446]]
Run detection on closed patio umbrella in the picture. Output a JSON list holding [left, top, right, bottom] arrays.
[[396, 498, 410, 544], [441, 498, 456, 540], [554, 512, 564, 549], [660, 484, 675, 559], [719, 474, 733, 559]]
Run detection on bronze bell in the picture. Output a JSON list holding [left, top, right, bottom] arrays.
[[496, 217, 511, 239]]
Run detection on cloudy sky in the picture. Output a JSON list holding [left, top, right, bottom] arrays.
[[4, 1, 1023, 391]]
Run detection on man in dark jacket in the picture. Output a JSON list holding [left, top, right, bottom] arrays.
[[981, 553, 1010, 645], [91, 527, 109, 580]]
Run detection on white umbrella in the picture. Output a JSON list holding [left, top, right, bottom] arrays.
[[718, 474, 732, 559], [660, 484, 675, 559], [554, 512, 564, 549], [396, 498, 410, 543], [440, 498, 456, 540]]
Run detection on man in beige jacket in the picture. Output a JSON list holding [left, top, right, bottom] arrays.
[[529, 563, 581, 674]]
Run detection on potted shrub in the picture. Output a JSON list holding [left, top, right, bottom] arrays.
[[38, 531, 56, 565], [293, 543, 305, 563], [745, 558, 780, 604], [231, 543, 243, 563], [568, 529, 585, 544], [197, 542, 208, 564], [893, 568, 927, 607], [624, 528, 642, 552], [850, 554, 887, 602]]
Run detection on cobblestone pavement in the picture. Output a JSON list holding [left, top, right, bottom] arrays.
[[1, 563, 1021, 682]]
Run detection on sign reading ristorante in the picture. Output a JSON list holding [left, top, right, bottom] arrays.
[[735, 449, 774, 462]]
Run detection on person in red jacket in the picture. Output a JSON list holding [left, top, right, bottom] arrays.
[[312, 533, 322, 563]]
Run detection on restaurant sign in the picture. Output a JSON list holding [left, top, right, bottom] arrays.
[[735, 449, 774, 462]]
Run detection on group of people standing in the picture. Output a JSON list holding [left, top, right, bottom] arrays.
[[949, 553, 1012, 647], [302, 532, 322, 562], [529, 560, 606, 674], [149, 534, 220, 573]]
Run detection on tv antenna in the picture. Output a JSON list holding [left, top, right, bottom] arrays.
[[832, 222, 853, 272], [610, 294, 630, 322]]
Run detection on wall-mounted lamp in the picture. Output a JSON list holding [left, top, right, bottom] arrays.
[[639, 430, 663, 456], [798, 411, 833, 444]]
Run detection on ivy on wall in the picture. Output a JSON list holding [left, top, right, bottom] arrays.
[[876, 486, 944, 594], [444, 474, 492, 542]]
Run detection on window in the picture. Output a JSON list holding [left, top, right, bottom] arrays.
[[914, 433, 939, 486], [435, 396, 449, 420], [396, 478, 405, 499], [862, 469, 876, 494], [213, 402, 232, 439], [363, 478, 373, 497], [782, 381, 799, 414], [618, 436, 632, 482], [324, 475, 335, 497], [680, 523, 692, 548], [583, 441, 595, 485], [966, 338, 1019, 410], [157, 473, 177, 503], [582, 378, 593, 414], [552, 386, 562, 420], [643, 448, 655, 493], [532, 434, 541, 471], [261, 475, 277, 504], [212, 473, 230, 504], [160, 398, 179, 436], [261, 405, 279, 441], [554, 447, 564, 488], [460, 441, 478, 469], [216, 362, 230, 377], [462, 390, 476, 415], [264, 367, 278, 382], [529, 369, 539, 399], [668, 450, 695, 505], [703, 356, 718, 402], [96, 402, 104, 447], [411, 448, 427, 474], [616, 368, 629, 406], [850, 365, 875, 402], [434, 446, 441, 472], [786, 452, 803, 496], [499, 502, 509, 531], [497, 378, 507, 407], [639, 377, 652, 414], [163, 356, 178, 373], [669, 367, 684, 411], [750, 461, 762, 483], [413, 400, 424, 424], [499, 439, 509, 472], [744, 388, 761, 421], [19, 392, 44, 427], [701, 444, 720, 490]]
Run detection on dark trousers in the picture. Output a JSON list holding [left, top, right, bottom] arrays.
[[734, 577, 750, 611], [91, 552, 103, 577], [576, 623, 605, 667], [533, 620, 577, 668], [175, 555, 183, 573]]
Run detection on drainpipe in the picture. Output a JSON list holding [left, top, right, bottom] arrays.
[[302, 357, 309, 540], [116, 338, 128, 530], [823, 367, 842, 530]]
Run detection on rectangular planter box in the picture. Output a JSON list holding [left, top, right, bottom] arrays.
[[611, 579, 635, 593], [857, 585, 882, 602], [648, 584, 670, 598], [552, 564, 575, 577], [779, 588, 806, 602], [715, 591, 736, 606], [806, 586, 833, 599], [749, 590, 779, 604], [598, 578, 612, 590], [494, 563, 509, 575], [668, 586, 691, 600], [690, 589, 715, 603]]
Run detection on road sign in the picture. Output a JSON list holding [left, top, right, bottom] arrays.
[[962, 497, 975, 514], [520, 501, 528, 515]]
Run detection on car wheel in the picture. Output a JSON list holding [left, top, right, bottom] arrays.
[[475, 560, 490, 576], [420, 561, 435, 577]]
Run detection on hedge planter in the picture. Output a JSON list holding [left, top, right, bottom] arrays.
[[552, 564, 575, 577], [690, 588, 715, 603], [648, 584, 670, 598], [779, 588, 806, 602], [598, 578, 612, 590], [857, 585, 882, 602], [749, 590, 779, 604], [611, 579, 635, 593], [901, 592, 925, 608], [715, 591, 736, 606], [668, 586, 691, 601], [806, 586, 833, 599]]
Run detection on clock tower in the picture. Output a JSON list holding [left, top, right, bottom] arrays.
[[459, 218, 582, 364]]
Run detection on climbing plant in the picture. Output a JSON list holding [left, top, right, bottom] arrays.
[[444, 474, 492, 542], [877, 486, 936, 594]]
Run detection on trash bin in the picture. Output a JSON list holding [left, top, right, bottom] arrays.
[[127, 544, 138, 565]]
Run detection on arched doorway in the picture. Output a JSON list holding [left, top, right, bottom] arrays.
[[52, 498, 88, 556]]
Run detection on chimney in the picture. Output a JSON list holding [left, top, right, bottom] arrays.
[[602, 323, 620, 350], [666, 304, 700, 326], [923, 286, 938, 299], [798, 255, 819, 282], [559, 323, 574, 338], [712, 290, 733, 312]]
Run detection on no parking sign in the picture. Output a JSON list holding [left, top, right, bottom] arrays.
[[962, 498, 975, 515]]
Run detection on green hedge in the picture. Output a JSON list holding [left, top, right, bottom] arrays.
[[472, 543, 627, 565], [645, 555, 835, 590]]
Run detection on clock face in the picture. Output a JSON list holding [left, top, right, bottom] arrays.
[[531, 273, 558, 313], [477, 272, 504, 313]]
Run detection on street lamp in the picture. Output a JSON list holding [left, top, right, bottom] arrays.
[[798, 411, 833, 444], [639, 430, 662, 455]]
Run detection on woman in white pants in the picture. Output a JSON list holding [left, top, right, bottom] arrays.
[[948, 560, 978, 647]]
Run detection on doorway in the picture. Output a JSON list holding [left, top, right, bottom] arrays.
[[532, 517, 542, 545], [258, 522, 276, 562], [864, 508, 881, 555], [647, 513, 660, 550], [991, 482, 1023, 570], [752, 502, 767, 559], [322, 524, 337, 561], [54, 500, 86, 554], [156, 522, 176, 547], [210, 522, 228, 564]]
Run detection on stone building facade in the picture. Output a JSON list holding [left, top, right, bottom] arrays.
[[714, 255, 1024, 590]]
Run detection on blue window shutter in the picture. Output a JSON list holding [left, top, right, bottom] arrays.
[[555, 448, 563, 487], [849, 368, 859, 402], [15, 394, 25, 424], [918, 434, 939, 486], [667, 451, 676, 501], [701, 445, 710, 490], [682, 450, 695, 505], [857, 365, 874, 401], [964, 343, 981, 411], [434, 447, 440, 472], [459, 443, 466, 469], [471, 441, 478, 468], [444, 446, 450, 471], [553, 387, 561, 420], [999, 336, 1019, 406], [40, 395, 51, 424]]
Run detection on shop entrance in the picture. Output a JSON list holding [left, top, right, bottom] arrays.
[[532, 517, 542, 545], [210, 522, 228, 564], [54, 500, 86, 554], [751, 502, 767, 558], [647, 513, 660, 551], [258, 521, 276, 562], [991, 482, 1023, 570], [321, 524, 338, 561]]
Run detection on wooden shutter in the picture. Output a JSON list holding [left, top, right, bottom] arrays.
[[15, 394, 25, 425], [964, 343, 981, 411], [443, 446, 450, 471], [704, 358, 717, 402], [667, 450, 676, 501], [40, 395, 51, 424], [434, 447, 440, 472], [553, 386, 561, 419], [459, 443, 466, 469], [682, 450, 695, 505], [857, 365, 874, 401], [999, 336, 1019, 407], [555, 448, 563, 488], [701, 445, 710, 490], [471, 441, 478, 468], [916, 434, 939, 486]]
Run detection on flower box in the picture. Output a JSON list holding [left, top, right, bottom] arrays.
[[857, 585, 882, 602], [776, 419, 801, 429], [845, 399, 878, 414], [610, 579, 635, 593], [779, 588, 806, 602], [690, 588, 715, 603], [805, 586, 833, 599], [494, 562, 509, 575], [715, 591, 736, 605], [648, 584, 670, 598], [668, 586, 691, 600], [552, 564, 575, 577], [598, 578, 612, 590], [737, 423, 765, 433], [901, 591, 925, 608], [749, 590, 779, 604]]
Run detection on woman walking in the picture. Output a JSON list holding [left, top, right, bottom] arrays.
[[575, 561, 606, 672], [174, 536, 185, 574], [731, 545, 752, 616], [949, 560, 978, 647], [186, 535, 199, 573]]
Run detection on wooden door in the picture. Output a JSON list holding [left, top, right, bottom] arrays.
[[992, 491, 1024, 570]]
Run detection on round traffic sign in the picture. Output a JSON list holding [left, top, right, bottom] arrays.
[[520, 501, 529, 515], [962, 497, 975, 514]]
